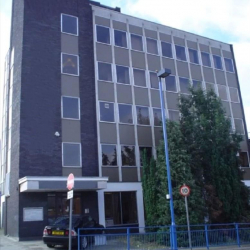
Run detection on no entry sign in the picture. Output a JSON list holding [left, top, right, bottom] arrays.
[[180, 185, 191, 197], [67, 173, 74, 190]]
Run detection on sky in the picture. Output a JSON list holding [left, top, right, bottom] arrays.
[[0, 0, 249, 135]]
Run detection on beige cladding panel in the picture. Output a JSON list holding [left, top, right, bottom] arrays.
[[134, 87, 149, 106], [96, 43, 112, 63], [240, 139, 248, 152], [100, 123, 117, 144], [203, 67, 215, 83], [129, 24, 143, 35], [113, 20, 127, 31], [211, 47, 221, 56], [137, 126, 153, 146], [62, 120, 81, 143], [61, 75, 80, 97], [190, 64, 202, 80], [102, 167, 119, 182], [227, 73, 238, 88], [154, 127, 162, 146], [114, 47, 130, 66], [173, 36, 185, 46], [166, 92, 179, 110], [221, 101, 231, 116], [98, 81, 115, 102], [231, 103, 243, 119], [145, 29, 157, 39], [62, 167, 82, 177], [117, 84, 133, 104], [187, 40, 198, 50], [215, 70, 226, 85], [131, 51, 146, 69], [95, 16, 110, 27], [162, 58, 176, 75], [151, 89, 161, 108], [147, 55, 161, 71], [177, 61, 189, 78], [160, 33, 172, 43], [122, 168, 138, 182], [119, 124, 135, 145], [199, 44, 210, 52], [61, 34, 79, 54], [223, 50, 233, 59]]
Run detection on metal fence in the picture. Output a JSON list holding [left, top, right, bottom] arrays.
[[78, 223, 250, 250]]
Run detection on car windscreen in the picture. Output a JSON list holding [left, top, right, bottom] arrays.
[[52, 217, 80, 226]]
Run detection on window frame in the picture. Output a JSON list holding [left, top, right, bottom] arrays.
[[201, 51, 212, 68], [61, 13, 79, 36], [149, 71, 159, 89], [99, 101, 115, 123], [146, 37, 159, 55], [175, 45, 187, 62], [114, 29, 128, 49], [130, 33, 144, 52], [132, 68, 147, 88], [229, 87, 240, 103], [118, 103, 134, 124], [61, 96, 80, 120], [213, 54, 223, 71], [95, 25, 111, 45], [224, 57, 235, 73], [116, 65, 130, 85], [97, 61, 113, 82], [62, 142, 82, 168], [161, 41, 173, 59], [61, 53, 79, 76], [188, 48, 199, 65], [136, 105, 150, 126], [101, 144, 117, 167]]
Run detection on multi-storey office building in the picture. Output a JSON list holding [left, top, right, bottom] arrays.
[[0, 0, 249, 239]]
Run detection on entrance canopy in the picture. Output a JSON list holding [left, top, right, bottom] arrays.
[[18, 176, 108, 192]]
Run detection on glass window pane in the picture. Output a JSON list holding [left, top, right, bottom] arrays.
[[119, 104, 133, 124], [213, 55, 223, 70], [201, 52, 211, 67], [133, 69, 146, 87], [62, 97, 79, 119], [63, 143, 81, 166], [179, 77, 190, 94], [234, 119, 244, 134], [98, 62, 112, 81], [161, 42, 172, 58], [140, 147, 152, 166], [114, 30, 127, 48], [62, 54, 79, 76], [105, 193, 121, 226], [229, 88, 239, 103], [62, 14, 78, 35], [100, 102, 114, 122], [136, 106, 150, 125], [224, 58, 234, 72], [116, 66, 130, 84], [153, 108, 162, 126], [121, 146, 135, 166], [189, 49, 199, 64], [96, 26, 110, 44], [168, 110, 179, 122], [102, 145, 117, 166], [165, 75, 176, 92], [147, 38, 158, 55], [240, 152, 249, 167], [193, 80, 202, 90], [121, 192, 138, 224], [218, 85, 228, 101], [175, 45, 186, 61], [150, 72, 158, 89], [131, 34, 143, 51]]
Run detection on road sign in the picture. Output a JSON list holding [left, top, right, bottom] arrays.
[[67, 173, 74, 190], [180, 185, 191, 197], [67, 190, 74, 200]]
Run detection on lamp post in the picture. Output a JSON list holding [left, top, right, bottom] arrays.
[[157, 68, 178, 250]]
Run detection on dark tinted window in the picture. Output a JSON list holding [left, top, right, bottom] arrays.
[[179, 77, 190, 94], [169, 110, 179, 122], [140, 147, 152, 165], [63, 143, 81, 166], [114, 30, 127, 48], [189, 49, 199, 64], [53, 217, 81, 226], [201, 52, 211, 67], [193, 80, 202, 90], [119, 104, 133, 124], [161, 42, 172, 58], [213, 55, 223, 70], [224, 58, 234, 72], [121, 192, 138, 224], [61, 14, 78, 35], [121, 146, 135, 166], [102, 145, 117, 166], [133, 69, 146, 87], [62, 97, 79, 119], [116, 66, 130, 84], [234, 119, 244, 134], [150, 72, 159, 89], [175, 45, 186, 61], [240, 152, 249, 167], [100, 102, 114, 122], [96, 26, 110, 44], [98, 62, 112, 81], [165, 75, 177, 92], [153, 108, 162, 126], [136, 106, 150, 125], [147, 38, 158, 55], [62, 54, 79, 76], [131, 34, 143, 51]]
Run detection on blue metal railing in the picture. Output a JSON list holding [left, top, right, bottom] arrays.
[[77, 223, 250, 250]]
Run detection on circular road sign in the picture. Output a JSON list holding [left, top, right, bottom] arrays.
[[67, 173, 75, 190], [180, 185, 191, 197]]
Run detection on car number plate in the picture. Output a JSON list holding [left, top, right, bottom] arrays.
[[52, 231, 64, 235]]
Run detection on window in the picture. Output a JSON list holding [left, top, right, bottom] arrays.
[[213, 55, 223, 70], [161, 42, 173, 58], [62, 96, 80, 119], [119, 104, 133, 124], [179, 77, 190, 94], [102, 145, 117, 166], [96, 25, 110, 44], [193, 80, 202, 90], [229, 88, 239, 103], [240, 152, 249, 167], [105, 192, 138, 226], [62, 143, 81, 167], [175, 45, 186, 61], [201, 52, 211, 67], [146, 38, 158, 55], [188, 49, 199, 64], [61, 14, 78, 36], [98, 62, 112, 81], [136, 106, 150, 125], [168, 110, 180, 122], [114, 30, 127, 48], [206, 82, 215, 92], [218, 85, 228, 101], [61, 53, 79, 76], [234, 119, 244, 134], [139, 147, 152, 166], [131, 34, 143, 51], [224, 58, 234, 72], [150, 72, 159, 89], [165, 75, 177, 92], [121, 146, 135, 166], [100, 102, 114, 122], [116, 65, 130, 84], [133, 69, 146, 87], [153, 108, 162, 126]]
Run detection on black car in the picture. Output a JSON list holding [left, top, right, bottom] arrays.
[[43, 215, 104, 249]]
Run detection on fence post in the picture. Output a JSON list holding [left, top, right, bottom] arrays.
[[235, 223, 240, 247], [127, 228, 130, 250], [78, 229, 80, 250], [205, 225, 209, 250]]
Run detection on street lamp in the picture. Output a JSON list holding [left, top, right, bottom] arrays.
[[157, 68, 178, 250]]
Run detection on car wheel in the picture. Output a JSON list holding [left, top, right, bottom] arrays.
[[46, 244, 55, 248], [81, 236, 88, 249]]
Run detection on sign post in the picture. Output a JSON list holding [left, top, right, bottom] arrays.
[[180, 185, 192, 250], [67, 174, 74, 250]]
